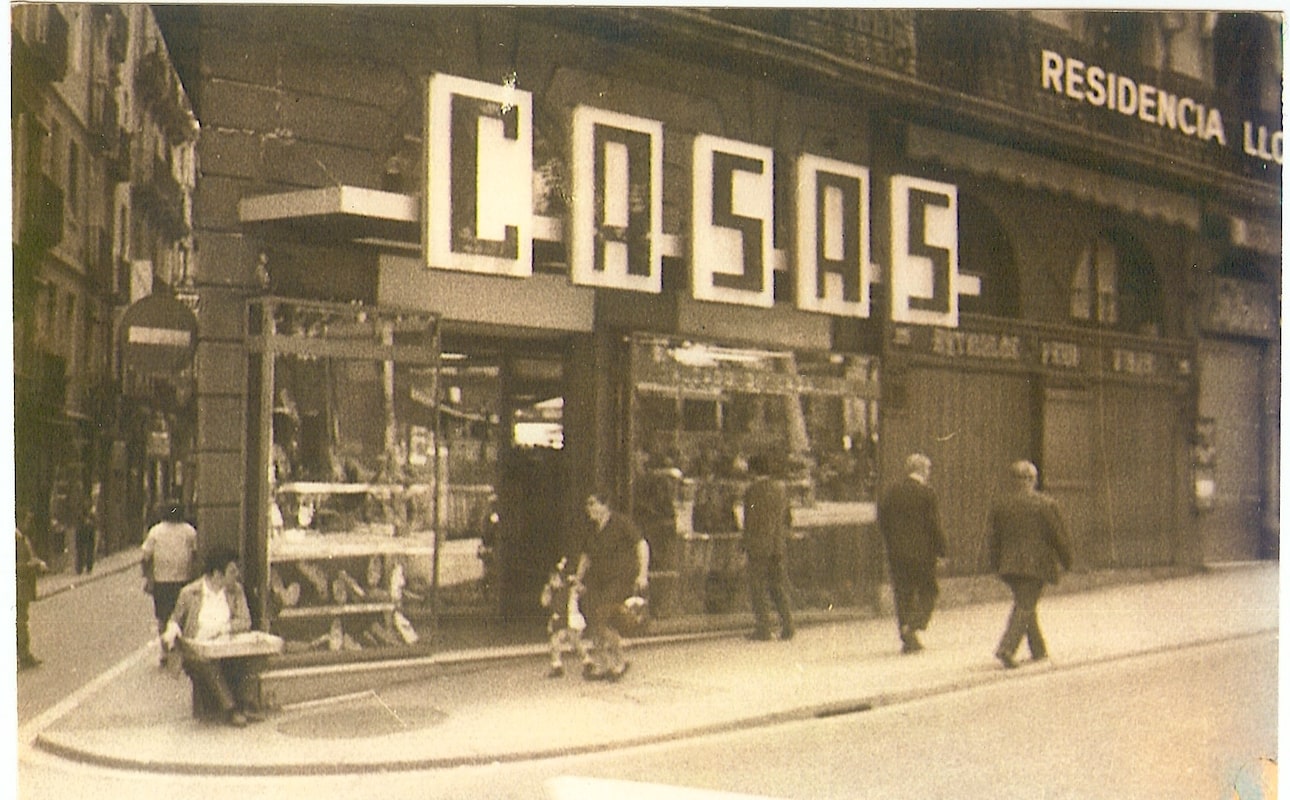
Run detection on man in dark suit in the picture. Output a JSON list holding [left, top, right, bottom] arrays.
[[877, 453, 946, 654], [988, 460, 1073, 669], [741, 454, 794, 642]]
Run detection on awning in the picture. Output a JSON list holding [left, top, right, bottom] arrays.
[[238, 186, 420, 248], [907, 125, 1202, 231]]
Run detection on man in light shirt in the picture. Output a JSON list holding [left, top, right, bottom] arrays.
[[141, 502, 198, 665], [163, 547, 259, 727]]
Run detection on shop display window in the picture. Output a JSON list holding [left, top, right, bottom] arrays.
[[627, 335, 880, 614], [248, 299, 442, 656]]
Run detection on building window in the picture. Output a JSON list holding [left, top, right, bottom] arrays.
[[1070, 229, 1162, 335], [47, 121, 62, 178], [1087, 11, 1149, 62], [1212, 12, 1283, 116], [43, 287, 57, 341], [67, 140, 79, 211]]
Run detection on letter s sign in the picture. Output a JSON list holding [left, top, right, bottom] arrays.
[[889, 175, 978, 327]]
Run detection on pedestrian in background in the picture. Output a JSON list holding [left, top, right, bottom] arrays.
[[877, 453, 946, 654], [16, 508, 49, 670], [142, 501, 198, 666], [74, 504, 99, 575], [576, 493, 649, 682], [741, 453, 794, 642], [987, 460, 1073, 669]]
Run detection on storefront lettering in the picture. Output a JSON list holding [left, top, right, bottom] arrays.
[[569, 106, 664, 293], [1041, 50, 1234, 148], [1041, 340, 1080, 369], [692, 135, 776, 307], [796, 154, 874, 318], [426, 73, 533, 278], [1242, 121, 1285, 165], [426, 72, 976, 326], [931, 329, 1021, 361], [1111, 348, 1157, 376]]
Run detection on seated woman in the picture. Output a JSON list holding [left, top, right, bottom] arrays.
[[162, 546, 261, 727]]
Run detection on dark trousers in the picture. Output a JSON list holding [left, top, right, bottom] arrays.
[[75, 529, 96, 574], [747, 554, 793, 635], [890, 563, 939, 636], [182, 655, 262, 715], [17, 598, 33, 661], [585, 599, 626, 674], [997, 575, 1047, 659]]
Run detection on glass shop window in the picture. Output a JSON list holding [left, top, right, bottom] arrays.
[[251, 299, 440, 658], [627, 335, 880, 536]]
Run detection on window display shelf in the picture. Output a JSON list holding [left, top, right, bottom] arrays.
[[269, 532, 436, 561], [277, 602, 397, 620], [276, 481, 432, 497], [793, 501, 877, 528]]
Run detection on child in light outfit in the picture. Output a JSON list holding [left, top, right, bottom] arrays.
[[539, 557, 590, 677]]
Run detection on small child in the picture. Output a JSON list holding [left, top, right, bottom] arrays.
[[539, 557, 590, 678]]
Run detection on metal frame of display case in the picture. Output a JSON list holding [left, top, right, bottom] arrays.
[[245, 297, 441, 659]]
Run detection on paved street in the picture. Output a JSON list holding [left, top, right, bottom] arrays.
[[17, 553, 155, 725], [17, 634, 1277, 799], [14, 561, 1278, 799]]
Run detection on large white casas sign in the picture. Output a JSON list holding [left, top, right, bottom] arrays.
[[426, 73, 979, 327]]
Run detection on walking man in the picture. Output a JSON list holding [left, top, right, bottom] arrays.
[[576, 493, 649, 682], [988, 460, 1073, 669], [741, 454, 794, 641], [877, 453, 946, 654], [142, 501, 198, 665]]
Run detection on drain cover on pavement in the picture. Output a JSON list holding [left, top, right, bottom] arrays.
[[276, 696, 449, 739]]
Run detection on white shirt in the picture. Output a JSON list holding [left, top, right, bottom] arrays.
[[141, 521, 197, 583], [193, 579, 232, 640]]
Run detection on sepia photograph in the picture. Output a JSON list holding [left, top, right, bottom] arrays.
[[12, 5, 1281, 798]]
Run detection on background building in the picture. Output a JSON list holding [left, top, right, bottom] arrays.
[[128, 8, 1281, 665], [13, 4, 198, 564]]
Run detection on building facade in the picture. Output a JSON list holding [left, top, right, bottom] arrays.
[[13, 4, 198, 564], [152, 8, 1280, 664]]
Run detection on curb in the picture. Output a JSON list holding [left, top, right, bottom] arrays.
[[36, 551, 144, 602], [31, 628, 1275, 777]]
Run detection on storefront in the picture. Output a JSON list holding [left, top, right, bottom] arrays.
[[154, 8, 1278, 667]]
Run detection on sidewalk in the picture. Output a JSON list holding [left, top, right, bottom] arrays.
[[30, 562, 1278, 776], [36, 547, 144, 601]]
